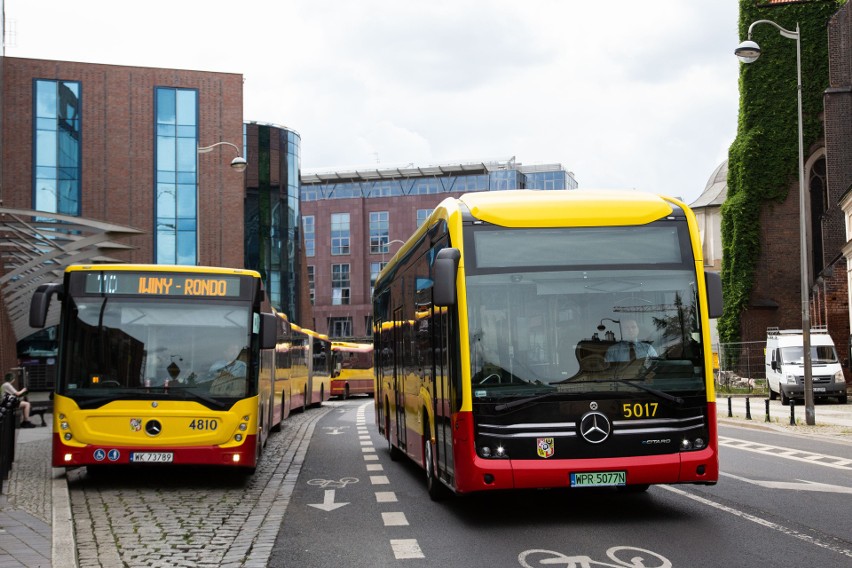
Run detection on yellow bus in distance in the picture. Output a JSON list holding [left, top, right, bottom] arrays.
[[331, 342, 374, 399]]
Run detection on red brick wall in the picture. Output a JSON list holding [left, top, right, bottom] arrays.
[[0, 57, 244, 374], [301, 192, 460, 337]]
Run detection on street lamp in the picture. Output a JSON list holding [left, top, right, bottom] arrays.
[[197, 141, 247, 172], [196, 141, 247, 265], [736, 20, 815, 425]]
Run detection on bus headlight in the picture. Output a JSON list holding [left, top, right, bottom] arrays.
[[60, 421, 69, 430], [478, 444, 508, 459], [235, 434, 243, 442], [64, 433, 72, 441], [239, 423, 248, 431]]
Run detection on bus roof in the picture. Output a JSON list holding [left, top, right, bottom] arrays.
[[456, 190, 680, 228], [65, 264, 262, 278]]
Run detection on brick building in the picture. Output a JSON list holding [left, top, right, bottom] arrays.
[[0, 57, 246, 378], [299, 159, 577, 338]]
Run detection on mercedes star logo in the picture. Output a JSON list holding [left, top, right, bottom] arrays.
[[145, 420, 162, 437], [579, 412, 611, 444]]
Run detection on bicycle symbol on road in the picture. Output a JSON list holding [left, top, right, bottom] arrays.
[[518, 546, 672, 568], [307, 477, 359, 489]]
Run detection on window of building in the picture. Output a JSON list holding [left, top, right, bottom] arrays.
[[308, 265, 315, 305], [155, 87, 198, 265], [331, 213, 350, 255], [369, 211, 389, 254], [34, 80, 81, 215], [332, 263, 351, 305], [416, 209, 433, 227], [370, 261, 386, 298], [303, 215, 316, 257], [328, 317, 353, 338]]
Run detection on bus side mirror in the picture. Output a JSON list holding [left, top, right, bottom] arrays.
[[29, 283, 63, 329], [704, 271, 723, 319], [433, 248, 460, 307], [260, 313, 278, 350]]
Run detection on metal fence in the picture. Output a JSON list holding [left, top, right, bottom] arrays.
[[716, 341, 767, 392]]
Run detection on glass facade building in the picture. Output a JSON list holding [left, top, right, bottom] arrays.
[[243, 122, 302, 323]]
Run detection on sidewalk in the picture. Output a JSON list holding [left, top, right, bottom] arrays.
[[0, 414, 74, 568], [716, 395, 852, 441], [1, 400, 850, 567]]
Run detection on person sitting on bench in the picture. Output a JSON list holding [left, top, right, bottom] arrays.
[[2, 373, 35, 428]]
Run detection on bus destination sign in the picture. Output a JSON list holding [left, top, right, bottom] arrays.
[[85, 272, 242, 297]]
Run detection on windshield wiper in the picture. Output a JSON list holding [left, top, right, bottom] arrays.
[[616, 379, 684, 405], [494, 391, 559, 413]]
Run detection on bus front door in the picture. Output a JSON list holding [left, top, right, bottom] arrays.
[[393, 308, 407, 452]]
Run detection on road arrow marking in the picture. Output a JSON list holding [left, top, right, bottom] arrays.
[[308, 489, 349, 511], [323, 426, 347, 435], [721, 472, 852, 494]]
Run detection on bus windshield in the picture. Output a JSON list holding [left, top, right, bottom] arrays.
[[465, 223, 706, 400], [61, 296, 252, 403]]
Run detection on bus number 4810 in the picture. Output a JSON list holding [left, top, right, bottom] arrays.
[[189, 419, 218, 430]]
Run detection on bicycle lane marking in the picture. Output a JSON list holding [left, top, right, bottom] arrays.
[[659, 485, 852, 559], [357, 401, 425, 560]]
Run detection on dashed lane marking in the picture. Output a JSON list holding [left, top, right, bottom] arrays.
[[376, 492, 397, 503], [383, 512, 409, 526], [391, 539, 424, 559], [719, 436, 852, 470]]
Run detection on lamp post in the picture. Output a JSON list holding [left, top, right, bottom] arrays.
[[196, 141, 247, 265], [197, 141, 248, 172], [382, 239, 406, 264], [736, 20, 814, 425]]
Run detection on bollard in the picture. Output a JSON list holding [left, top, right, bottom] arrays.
[[728, 396, 733, 418], [765, 399, 770, 422], [790, 398, 796, 426], [745, 397, 752, 420]]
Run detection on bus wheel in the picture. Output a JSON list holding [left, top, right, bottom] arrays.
[[343, 384, 350, 400], [425, 437, 447, 501]]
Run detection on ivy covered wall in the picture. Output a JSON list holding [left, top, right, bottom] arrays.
[[720, 0, 846, 344]]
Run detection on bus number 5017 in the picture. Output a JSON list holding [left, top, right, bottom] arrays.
[[189, 419, 218, 430], [622, 402, 658, 419]]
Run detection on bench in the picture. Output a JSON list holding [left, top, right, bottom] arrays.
[[29, 400, 52, 427]]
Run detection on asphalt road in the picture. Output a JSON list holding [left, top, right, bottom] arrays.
[[271, 399, 852, 568]]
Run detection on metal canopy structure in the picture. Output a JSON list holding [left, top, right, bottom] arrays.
[[0, 207, 143, 341]]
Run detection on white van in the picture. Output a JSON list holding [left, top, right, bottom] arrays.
[[765, 327, 848, 405]]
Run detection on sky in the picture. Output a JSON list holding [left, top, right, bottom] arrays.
[[3, 0, 741, 205]]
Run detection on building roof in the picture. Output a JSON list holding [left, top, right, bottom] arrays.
[[690, 160, 728, 209], [301, 157, 569, 185]]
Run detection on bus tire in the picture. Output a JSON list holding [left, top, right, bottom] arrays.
[[425, 436, 448, 501]]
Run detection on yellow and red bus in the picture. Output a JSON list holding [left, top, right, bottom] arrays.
[[331, 341, 374, 399], [29, 264, 282, 474], [373, 190, 723, 498], [286, 324, 332, 411]]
